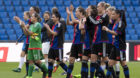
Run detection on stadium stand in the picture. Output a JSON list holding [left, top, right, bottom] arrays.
[[0, 0, 139, 41]]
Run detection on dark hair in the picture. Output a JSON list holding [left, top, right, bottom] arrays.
[[89, 5, 98, 18], [24, 11, 30, 18], [33, 13, 42, 22], [115, 10, 127, 26], [78, 6, 86, 16], [52, 7, 59, 14], [43, 11, 50, 17], [52, 12, 61, 20], [32, 6, 40, 14]]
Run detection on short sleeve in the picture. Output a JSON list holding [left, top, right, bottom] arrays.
[[116, 21, 125, 35]]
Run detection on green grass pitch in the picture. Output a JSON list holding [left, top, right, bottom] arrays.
[[0, 62, 140, 78]]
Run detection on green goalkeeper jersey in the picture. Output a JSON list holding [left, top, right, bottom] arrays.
[[28, 22, 42, 50]]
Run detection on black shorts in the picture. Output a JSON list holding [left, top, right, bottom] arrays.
[[109, 46, 126, 61], [48, 48, 63, 61], [24, 44, 29, 54], [91, 43, 108, 57], [70, 44, 83, 59], [83, 49, 91, 57], [106, 43, 114, 56]]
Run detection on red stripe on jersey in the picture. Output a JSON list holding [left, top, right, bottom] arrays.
[[92, 16, 100, 42], [51, 25, 55, 47], [72, 24, 77, 43], [112, 23, 116, 45], [28, 48, 41, 50]]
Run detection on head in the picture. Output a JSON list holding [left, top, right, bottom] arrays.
[[75, 6, 86, 19], [43, 11, 50, 21], [23, 11, 30, 21], [52, 7, 59, 14], [111, 10, 127, 26], [31, 13, 41, 23], [29, 6, 40, 16], [86, 5, 98, 18], [52, 12, 61, 23], [106, 6, 116, 17], [97, 2, 110, 14]]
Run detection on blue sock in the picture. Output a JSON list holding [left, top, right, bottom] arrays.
[[123, 65, 129, 78], [66, 64, 74, 78], [81, 60, 88, 78], [59, 62, 68, 72], [90, 62, 96, 78], [48, 62, 53, 77]]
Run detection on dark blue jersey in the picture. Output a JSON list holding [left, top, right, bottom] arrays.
[[50, 23, 63, 49], [107, 24, 113, 43], [72, 23, 82, 44], [92, 14, 109, 44], [84, 28, 91, 49], [112, 21, 126, 50]]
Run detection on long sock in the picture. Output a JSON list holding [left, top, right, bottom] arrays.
[[90, 62, 96, 78], [115, 63, 120, 78], [28, 64, 34, 77], [81, 60, 88, 78], [59, 62, 68, 72], [106, 66, 116, 78], [48, 62, 53, 77], [105, 61, 108, 69], [123, 65, 129, 78], [35, 63, 47, 78], [66, 64, 74, 78], [25, 60, 29, 75], [45, 59, 48, 68], [18, 57, 24, 69]]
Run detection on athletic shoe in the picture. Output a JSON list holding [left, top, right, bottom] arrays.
[[61, 72, 67, 75], [12, 68, 21, 72], [73, 74, 81, 78], [33, 68, 39, 72], [53, 65, 59, 73]]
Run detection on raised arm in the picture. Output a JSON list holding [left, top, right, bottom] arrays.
[[66, 7, 73, 25], [70, 5, 79, 24]]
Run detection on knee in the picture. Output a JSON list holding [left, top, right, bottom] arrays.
[[69, 57, 75, 64]]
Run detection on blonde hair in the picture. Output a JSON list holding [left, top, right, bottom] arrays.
[[107, 6, 116, 11], [99, 2, 111, 10]]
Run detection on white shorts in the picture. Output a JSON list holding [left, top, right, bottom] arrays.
[[42, 42, 50, 54]]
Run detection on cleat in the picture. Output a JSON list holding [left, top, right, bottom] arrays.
[[12, 68, 21, 72]]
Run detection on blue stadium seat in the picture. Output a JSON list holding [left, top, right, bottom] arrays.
[[11, 20, 17, 24], [46, 0, 54, 7], [4, 0, 12, 6], [61, 12, 67, 19], [131, 18, 139, 24], [81, 1, 89, 6], [7, 30, 15, 36], [8, 12, 16, 18], [126, 18, 131, 23], [29, 1, 37, 6], [4, 24, 12, 30], [0, 0, 3, 5], [123, 1, 131, 6], [136, 30, 140, 35], [6, 6, 14, 12], [13, 0, 20, 6], [65, 34, 70, 40], [132, 1, 139, 6], [23, 6, 30, 11], [126, 6, 134, 12], [127, 24, 133, 29], [2, 18, 10, 24], [58, 6, 65, 12], [21, 0, 29, 6], [134, 24, 140, 29], [0, 35, 8, 40], [115, 1, 122, 7], [0, 29, 6, 35], [89, 1, 97, 5], [0, 24, 3, 29], [72, 1, 80, 7], [15, 6, 23, 12], [38, 0, 46, 6], [13, 24, 21, 30], [128, 29, 135, 35], [64, 1, 71, 7], [41, 6, 49, 12], [129, 12, 136, 18], [106, 1, 114, 5], [135, 7, 140, 12], [126, 34, 130, 40], [131, 35, 138, 40], [15, 29, 22, 35], [0, 6, 5, 12], [9, 35, 17, 40], [56, 1, 63, 6]]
